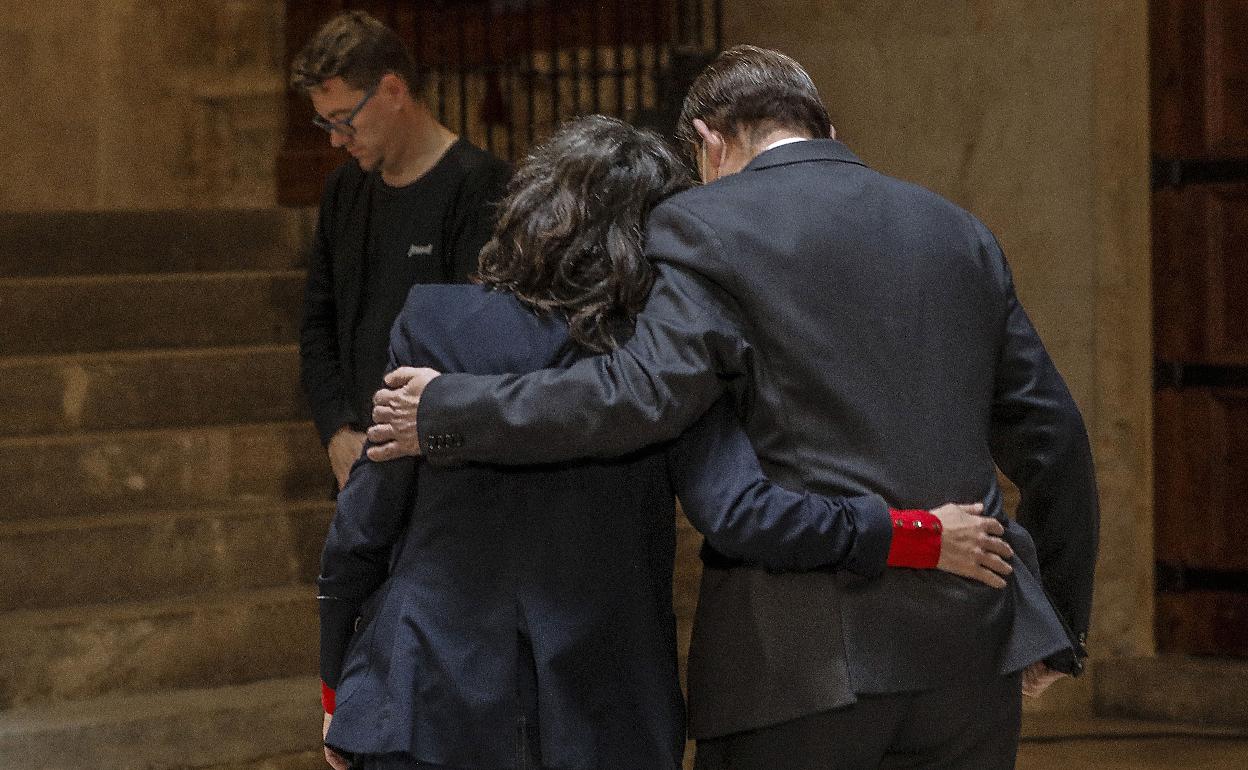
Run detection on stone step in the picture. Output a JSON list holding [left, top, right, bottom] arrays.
[[202, 750, 325, 770], [0, 501, 333, 612], [0, 209, 313, 278], [0, 675, 322, 769], [1095, 655, 1248, 728], [0, 421, 329, 521], [0, 585, 318, 709], [0, 345, 305, 437], [0, 270, 304, 356]]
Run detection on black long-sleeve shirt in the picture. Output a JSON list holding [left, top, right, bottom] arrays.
[[299, 139, 510, 445]]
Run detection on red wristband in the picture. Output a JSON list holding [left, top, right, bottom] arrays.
[[321, 679, 336, 715], [885, 508, 942, 569]]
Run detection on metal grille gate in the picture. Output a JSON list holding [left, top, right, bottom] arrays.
[[279, 0, 721, 205], [404, 0, 722, 160]]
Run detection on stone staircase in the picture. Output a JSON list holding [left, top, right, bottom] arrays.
[[0, 211, 332, 769]]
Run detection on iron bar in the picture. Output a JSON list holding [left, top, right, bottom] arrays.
[[568, 0, 582, 118], [434, 4, 446, 125], [589, 0, 601, 113], [384, 0, 723, 160], [525, 0, 536, 146], [615, 0, 626, 117], [551, 0, 562, 125], [633, 0, 645, 118], [651, 0, 662, 115], [714, 0, 723, 51], [457, 2, 468, 137], [483, 0, 497, 154]]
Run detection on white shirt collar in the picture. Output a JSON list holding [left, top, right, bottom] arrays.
[[763, 137, 808, 152]]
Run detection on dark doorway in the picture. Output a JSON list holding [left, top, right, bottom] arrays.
[[277, 0, 722, 206], [1151, 0, 1248, 657]]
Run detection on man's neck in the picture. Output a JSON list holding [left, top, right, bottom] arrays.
[[380, 109, 457, 187], [750, 129, 810, 158]]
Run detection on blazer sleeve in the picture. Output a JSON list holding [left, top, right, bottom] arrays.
[[317, 339, 420, 688], [667, 396, 894, 576], [419, 256, 751, 466], [300, 170, 358, 445], [983, 223, 1100, 667]]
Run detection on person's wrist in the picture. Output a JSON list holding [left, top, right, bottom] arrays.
[[885, 508, 942, 568], [321, 679, 336, 714]]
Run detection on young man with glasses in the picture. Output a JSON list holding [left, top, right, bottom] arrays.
[[290, 11, 510, 492]]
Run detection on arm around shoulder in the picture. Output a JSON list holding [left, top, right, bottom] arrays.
[[418, 262, 750, 466]]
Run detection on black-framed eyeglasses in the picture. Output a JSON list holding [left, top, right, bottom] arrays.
[[312, 85, 378, 137]]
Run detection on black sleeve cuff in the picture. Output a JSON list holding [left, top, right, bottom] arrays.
[[839, 494, 894, 579], [1043, 631, 1089, 677], [318, 596, 361, 688]]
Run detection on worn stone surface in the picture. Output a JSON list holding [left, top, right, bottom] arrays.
[[0, 346, 305, 436], [1017, 714, 1248, 770], [3, 1, 285, 211], [1095, 656, 1248, 728], [201, 751, 325, 770], [0, 676, 321, 769], [0, 209, 313, 277], [0, 585, 316, 709], [0, 421, 325, 520], [0, 270, 303, 356], [0, 501, 331, 611], [0, 206, 330, 766]]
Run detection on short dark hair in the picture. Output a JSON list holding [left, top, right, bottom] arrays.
[[676, 45, 831, 153], [477, 116, 692, 353], [289, 11, 422, 95]]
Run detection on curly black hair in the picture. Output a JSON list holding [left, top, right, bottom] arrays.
[[476, 115, 693, 352]]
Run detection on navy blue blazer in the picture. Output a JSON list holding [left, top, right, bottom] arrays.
[[319, 285, 896, 768]]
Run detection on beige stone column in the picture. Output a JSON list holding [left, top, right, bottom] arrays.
[[4, 0, 285, 212]]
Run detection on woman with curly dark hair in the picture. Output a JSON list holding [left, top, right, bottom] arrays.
[[315, 116, 980, 770]]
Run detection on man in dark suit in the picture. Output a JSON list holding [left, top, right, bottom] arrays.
[[366, 46, 1099, 768], [290, 11, 509, 490]]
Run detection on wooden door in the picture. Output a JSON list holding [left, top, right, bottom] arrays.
[[1152, 0, 1248, 656]]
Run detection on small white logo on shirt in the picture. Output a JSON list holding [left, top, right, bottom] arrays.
[[407, 243, 433, 257]]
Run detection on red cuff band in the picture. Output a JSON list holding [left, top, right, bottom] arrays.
[[886, 508, 942, 569], [321, 679, 336, 715]]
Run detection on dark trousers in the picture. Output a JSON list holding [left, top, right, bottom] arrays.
[[694, 672, 1022, 770]]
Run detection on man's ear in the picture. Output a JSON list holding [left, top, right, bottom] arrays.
[[380, 72, 407, 104], [693, 118, 726, 177]]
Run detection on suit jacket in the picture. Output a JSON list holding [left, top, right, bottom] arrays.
[[415, 140, 1099, 738], [320, 284, 913, 766]]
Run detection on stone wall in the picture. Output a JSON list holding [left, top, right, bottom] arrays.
[[2, 0, 284, 211], [720, 0, 1154, 710], [5, 0, 1155, 715]]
